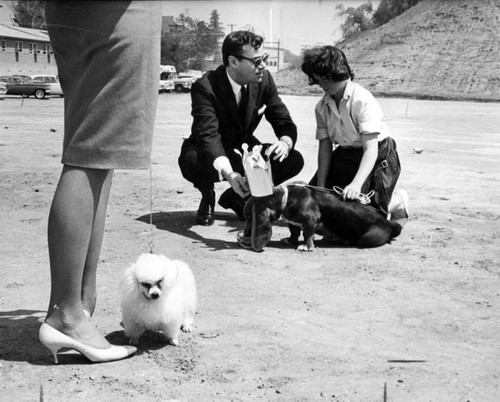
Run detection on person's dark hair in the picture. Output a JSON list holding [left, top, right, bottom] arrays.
[[222, 30, 264, 66], [301, 45, 354, 84]]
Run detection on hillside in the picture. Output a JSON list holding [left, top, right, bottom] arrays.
[[275, 0, 500, 102]]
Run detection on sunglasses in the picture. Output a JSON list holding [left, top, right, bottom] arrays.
[[235, 53, 269, 67]]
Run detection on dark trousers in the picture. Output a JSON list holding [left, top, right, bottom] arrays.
[[309, 137, 401, 215], [179, 139, 304, 194]]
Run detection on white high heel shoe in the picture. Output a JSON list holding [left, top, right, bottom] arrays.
[[39, 322, 136, 364]]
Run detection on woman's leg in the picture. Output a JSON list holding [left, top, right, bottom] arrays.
[[45, 166, 113, 348], [81, 169, 113, 316]]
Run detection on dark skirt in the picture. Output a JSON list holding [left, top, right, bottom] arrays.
[[45, 1, 161, 169], [309, 137, 401, 214]]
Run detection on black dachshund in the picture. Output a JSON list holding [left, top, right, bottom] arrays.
[[240, 182, 402, 252]]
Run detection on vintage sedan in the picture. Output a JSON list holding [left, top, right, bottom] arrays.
[[31, 74, 63, 96], [0, 75, 51, 99], [0, 80, 7, 99]]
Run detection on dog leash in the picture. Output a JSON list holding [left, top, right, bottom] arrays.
[[289, 182, 374, 205], [148, 162, 155, 254], [332, 186, 374, 205]]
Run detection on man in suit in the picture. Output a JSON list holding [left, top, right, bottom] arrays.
[[178, 30, 304, 225]]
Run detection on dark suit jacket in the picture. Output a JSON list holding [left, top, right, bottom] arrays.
[[188, 65, 298, 167]]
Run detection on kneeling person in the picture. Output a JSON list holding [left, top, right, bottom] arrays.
[[178, 30, 304, 225]]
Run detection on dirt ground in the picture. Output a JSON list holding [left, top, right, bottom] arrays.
[[0, 93, 499, 401]]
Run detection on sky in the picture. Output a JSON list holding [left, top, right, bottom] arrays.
[[162, 0, 380, 55]]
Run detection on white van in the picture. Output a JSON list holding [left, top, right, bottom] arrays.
[[159, 65, 175, 93]]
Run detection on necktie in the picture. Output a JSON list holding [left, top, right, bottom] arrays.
[[239, 85, 248, 117]]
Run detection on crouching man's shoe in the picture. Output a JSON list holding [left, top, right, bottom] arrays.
[[196, 189, 215, 226]]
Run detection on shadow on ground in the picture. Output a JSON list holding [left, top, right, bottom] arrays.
[[136, 211, 246, 251]]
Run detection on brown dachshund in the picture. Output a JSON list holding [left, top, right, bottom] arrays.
[[240, 182, 402, 252]]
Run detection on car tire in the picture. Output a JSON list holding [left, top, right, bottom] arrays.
[[175, 84, 184, 93], [35, 89, 46, 99]]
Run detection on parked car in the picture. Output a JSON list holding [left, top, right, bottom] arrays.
[[178, 74, 198, 82], [159, 79, 174, 93], [0, 75, 51, 99], [173, 74, 195, 93], [31, 74, 63, 96], [0, 79, 7, 99]]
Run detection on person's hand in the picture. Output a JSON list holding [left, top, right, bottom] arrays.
[[342, 183, 362, 201], [227, 172, 250, 199], [265, 139, 290, 162]]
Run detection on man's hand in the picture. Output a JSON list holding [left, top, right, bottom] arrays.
[[265, 139, 291, 162], [226, 171, 250, 198]]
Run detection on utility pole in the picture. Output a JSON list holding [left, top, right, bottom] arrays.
[[277, 39, 280, 71], [227, 23, 236, 33]]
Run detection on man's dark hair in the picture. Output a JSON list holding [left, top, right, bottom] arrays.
[[222, 30, 264, 66], [301, 45, 354, 85]]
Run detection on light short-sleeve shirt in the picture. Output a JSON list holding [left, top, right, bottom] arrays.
[[315, 80, 389, 148]]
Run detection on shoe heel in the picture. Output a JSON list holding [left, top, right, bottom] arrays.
[[39, 323, 61, 364], [43, 344, 60, 364]]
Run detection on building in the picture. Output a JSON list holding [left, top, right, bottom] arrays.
[[161, 16, 181, 34], [0, 1, 57, 76], [263, 41, 284, 73], [0, 23, 56, 76]]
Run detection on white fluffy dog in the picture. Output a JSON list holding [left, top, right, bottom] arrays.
[[120, 253, 197, 346]]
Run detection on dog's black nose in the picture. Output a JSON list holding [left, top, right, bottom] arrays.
[[151, 293, 159, 299]]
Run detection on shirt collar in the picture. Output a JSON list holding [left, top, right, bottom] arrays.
[[320, 79, 354, 106], [226, 69, 246, 99], [343, 79, 355, 99]]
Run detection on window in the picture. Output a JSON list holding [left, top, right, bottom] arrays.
[[15, 41, 23, 52], [1, 40, 5, 51], [29, 43, 33, 53]]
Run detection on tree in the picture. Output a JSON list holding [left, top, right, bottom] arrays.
[[208, 9, 225, 64], [10, 0, 46, 29], [372, 0, 422, 26], [336, 2, 374, 41], [161, 9, 226, 72]]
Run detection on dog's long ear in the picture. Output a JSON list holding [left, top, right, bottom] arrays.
[[251, 198, 272, 252], [160, 256, 179, 286], [242, 196, 255, 238]]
